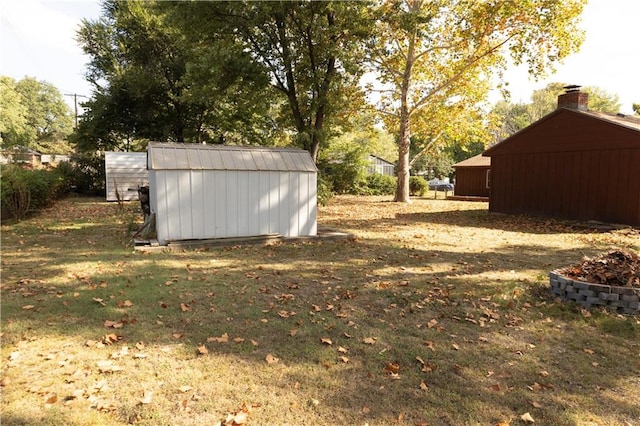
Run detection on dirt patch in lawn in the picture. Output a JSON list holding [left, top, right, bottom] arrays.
[[1, 195, 639, 426]]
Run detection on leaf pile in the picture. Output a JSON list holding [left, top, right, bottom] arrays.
[[561, 249, 640, 287]]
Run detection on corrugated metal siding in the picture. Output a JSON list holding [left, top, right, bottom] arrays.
[[105, 152, 149, 201], [148, 143, 317, 244], [147, 142, 317, 172]]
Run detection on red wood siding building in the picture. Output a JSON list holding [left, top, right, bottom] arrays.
[[452, 154, 491, 198], [483, 107, 640, 226]]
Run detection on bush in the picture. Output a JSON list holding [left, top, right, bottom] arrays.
[[64, 152, 106, 196], [317, 173, 334, 206], [0, 165, 68, 221], [409, 176, 428, 196], [362, 173, 396, 195]]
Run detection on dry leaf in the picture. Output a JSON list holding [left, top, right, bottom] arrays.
[[583, 348, 595, 355], [452, 343, 460, 350], [116, 300, 133, 308], [207, 333, 228, 343], [178, 385, 193, 393], [22, 305, 35, 310], [363, 337, 377, 345], [233, 337, 245, 343], [427, 319, 438, 329], [45, 393, 58, 404], [197, 345, 208, 355], [180, 303, 191, 312], [337, 346, 348, 353], [92, 298, 106, 306], [339, 356, 349, 363], [521, 412, 535, 423], [265, 354, 279, 365], [385, 362, 400, 374], [321, 337, 333, 345], [419, 380, 429, 391], [139, 391, 153, 404], [173, 333, 184, 339], [529, 400, 543, 408]]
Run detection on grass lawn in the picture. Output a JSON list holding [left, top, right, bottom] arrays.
[[1, 194, 639, 426]]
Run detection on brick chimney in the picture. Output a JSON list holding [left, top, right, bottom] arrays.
[[557, 85, 588, 111]]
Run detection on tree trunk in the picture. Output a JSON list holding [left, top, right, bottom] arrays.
[[394, 26, 416, 203], [394, 112, 411, 202]]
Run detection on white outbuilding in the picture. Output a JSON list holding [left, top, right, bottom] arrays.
[[105, 152, 149, 201], [147, 142, 318, 245]]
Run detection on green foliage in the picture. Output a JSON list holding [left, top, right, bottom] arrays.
[[363, 173, 396, 195], [63, 152, 106, 196], [0, 165, 68, 221], [316, 173, 334, 206], [409, 175, 428, 197], [0, 76, 73, 153], [319, 147, 368, 194]]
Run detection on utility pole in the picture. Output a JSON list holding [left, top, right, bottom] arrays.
[[64, 93, 88, 128]]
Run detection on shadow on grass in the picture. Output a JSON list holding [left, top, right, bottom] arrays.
[[2, 196, 639, 425]]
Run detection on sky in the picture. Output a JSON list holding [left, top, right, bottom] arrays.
[[1, 0, 639, 115]]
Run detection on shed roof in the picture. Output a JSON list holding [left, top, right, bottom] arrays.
[[147, 142, 317, 172], [452, 154, 490, 168]]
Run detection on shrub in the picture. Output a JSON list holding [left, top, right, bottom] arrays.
[[0, 165, 68, 221], [363, 173, 396, 195], [65, 152, 106, 196], [409, 176, 428, 196], [317, 173, 334, 206]]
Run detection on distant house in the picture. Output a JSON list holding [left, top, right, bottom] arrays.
[[451, 154, 490, 199], [483, 87, 640, 226], [367, 155, 395, 176], [0, 146, 41, 167]]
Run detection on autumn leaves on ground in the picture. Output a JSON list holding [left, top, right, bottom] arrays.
[[1, 195, 639, 426]]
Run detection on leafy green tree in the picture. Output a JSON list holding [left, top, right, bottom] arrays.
[[75, 0, 275, 152], [0, 76, 73, 153], [368, 0, 586, 202], [634, 103, 640, 116], [210, 1, 372, 162]]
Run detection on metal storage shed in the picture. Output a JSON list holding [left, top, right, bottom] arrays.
[[105, 152, 149, 201], [147, 142, 318, 245]]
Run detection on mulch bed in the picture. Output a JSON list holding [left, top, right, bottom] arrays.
[[560, 249, 640, 288]]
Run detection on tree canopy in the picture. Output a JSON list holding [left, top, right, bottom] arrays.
[[367, 0, 586, 201], [0, 76, 74, 153]]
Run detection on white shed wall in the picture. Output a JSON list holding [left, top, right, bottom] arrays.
[[105, 152, 149, 201], [150, 169, 317, 244]]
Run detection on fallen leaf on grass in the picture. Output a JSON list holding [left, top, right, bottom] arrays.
[[427, 319, 438, 329], [96, 360, 123, 373], [419, 380, 429, 391], [521, 412, 535, 423], [197, 345, 208, 355], [583, 348, 595, 355], [45, 393, 58, 404], [384, 362, 400, 374], [103, 320, 123, 329], [115, 300, 133, 308], [337, 346, 348, 353], [93, 298, 107, 306], [22, 305, 35, 310], [265, 354, 279, 365], [180, 303, 191, 312], [339, 356, 349, 363], [321, 337, 333, 345], [207, 333, 229, 343], [139, 391, 153, 404], [363, 337, 377, 345], [529, 400, 543, 408], [178, 385, 193, 393]]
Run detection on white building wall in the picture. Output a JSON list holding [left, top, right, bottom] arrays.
[[150, 168, 317, 245], [105, 152, 148, 201]]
